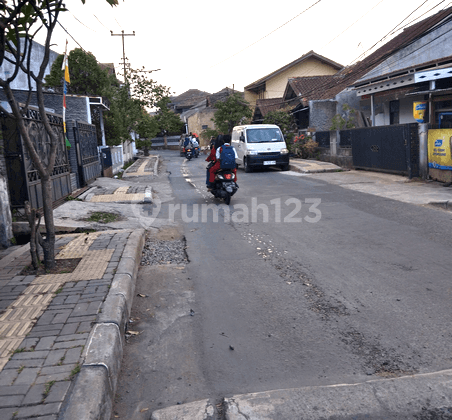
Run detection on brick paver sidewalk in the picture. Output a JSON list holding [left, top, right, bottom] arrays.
[[0, 230, 133, 420]]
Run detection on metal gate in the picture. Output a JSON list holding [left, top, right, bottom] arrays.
[[67, 120, 101, 188], [314, 131, 330, 148], [1, 108, 71, 208], [351, 123, 419, 178]]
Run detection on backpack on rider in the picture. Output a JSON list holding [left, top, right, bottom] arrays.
[[219, 144, 236, 169]]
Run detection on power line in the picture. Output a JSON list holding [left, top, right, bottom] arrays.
[[388, 0, 446, 35], [57, 20, 87, 52], [69, 11, 97, 32], [93, 14, 110, 30], [209, 0, 322, 69], [249, 5, 452, 113], [321, 0, 387, 50], [350, 0, 431, 65]]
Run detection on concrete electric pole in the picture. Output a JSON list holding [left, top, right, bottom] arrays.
[[110, 30, 135, 83]]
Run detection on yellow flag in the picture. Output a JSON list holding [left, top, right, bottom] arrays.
[[61, 40, 70, 84]]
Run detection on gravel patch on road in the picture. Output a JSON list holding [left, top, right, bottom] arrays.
[[141, 237, 188, 266]]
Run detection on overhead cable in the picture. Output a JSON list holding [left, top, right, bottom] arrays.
[[209, 0, 322, 69]]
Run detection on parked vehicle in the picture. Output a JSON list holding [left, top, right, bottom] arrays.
[[231, 124, 289, 172], [208, 168, 238, 205]]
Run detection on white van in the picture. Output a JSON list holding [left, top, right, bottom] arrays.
[[231, 124, 290, 172]]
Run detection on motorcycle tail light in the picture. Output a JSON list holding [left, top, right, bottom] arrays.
[[225, 173, 232, 179]]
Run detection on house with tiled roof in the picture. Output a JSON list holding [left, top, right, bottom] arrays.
[[252, 98, 286, 123], [170, 89, 210, 114], [284, 6, 452, 131], [350, 6, 452, 128], [244, 51, 343, 108], [180, 88, 238, 146]]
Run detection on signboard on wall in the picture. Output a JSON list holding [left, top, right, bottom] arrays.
[[428, 129, 452, 170], [413, 102, 427, 123]]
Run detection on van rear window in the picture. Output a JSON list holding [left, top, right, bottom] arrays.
[[246, 128, 282, 143]]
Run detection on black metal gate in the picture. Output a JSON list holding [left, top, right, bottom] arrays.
[[314, 131, 330, 148], [351, 123, 419, 178], [67, 120, 101, 188], [1, 108, 71, 208]]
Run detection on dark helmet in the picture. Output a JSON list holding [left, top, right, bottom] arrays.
[[214, 135, 225, 149]]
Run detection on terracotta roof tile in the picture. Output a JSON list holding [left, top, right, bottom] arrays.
[[288, 7, 452, 101], [255, 98, 285, 117]]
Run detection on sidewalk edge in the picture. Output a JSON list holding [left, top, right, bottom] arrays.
[[58, 228, 145, 420]]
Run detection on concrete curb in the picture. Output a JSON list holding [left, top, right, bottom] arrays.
[[151, 399, 214, 420], [150, 369, 452, 419], [153, 155, 159, 175], [289, 163, 342, 174], [223, 369, 452, 419], [428, 199, 452, 211], [59, 229, 145, 420]]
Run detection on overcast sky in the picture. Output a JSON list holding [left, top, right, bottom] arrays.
[[41, 0, 452, 96]]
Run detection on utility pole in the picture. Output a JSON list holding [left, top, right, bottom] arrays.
[[110, 30, 135, 84]]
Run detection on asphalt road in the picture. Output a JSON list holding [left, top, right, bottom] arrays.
[[112, 150, 452, 419]]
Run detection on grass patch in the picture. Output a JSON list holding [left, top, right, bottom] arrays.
[[65, 195, 82, 201], [43, 380, 56, 401], [85, 211, 120, 224], [68, 363, 81, 380], [117, 160, 135, 179]]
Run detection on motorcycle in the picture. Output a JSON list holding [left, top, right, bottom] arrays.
[[208, 168, 238, 205], [193, 146, 200, 158], [184, 147, 193, 160]]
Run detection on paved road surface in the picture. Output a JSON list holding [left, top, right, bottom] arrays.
[[113, 150, 452, 419]]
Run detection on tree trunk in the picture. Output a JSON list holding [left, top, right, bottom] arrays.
[[40, 175, 56, 269], [164, 134, 168, 149], [25, 202, 40, 270]]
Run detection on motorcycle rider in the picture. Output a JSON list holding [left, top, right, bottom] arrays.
[[208, 134, 238, 185], [192, 136, 200, 157], [206, 137, 219, 188]]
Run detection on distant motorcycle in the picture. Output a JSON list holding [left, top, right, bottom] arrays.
[[185, 147, 193, 160], [193, 146, 200, 158], [208, 168, 238, 205]]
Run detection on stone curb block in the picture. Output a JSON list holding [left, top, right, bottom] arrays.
[[151, 399, 214, 420], [109, 273, 136, 319], [84, 323, 123, 391], [59, 366, 112, 420], [153, 155, 159, 175], [144, 186, 153, 203], [97, 293, 128, 336], [125, 228, 145, 262], [116, 256, 137, 281], [60, 323, 122, 420], [59, 229, 145, 420]]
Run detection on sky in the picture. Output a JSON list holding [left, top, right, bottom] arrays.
[[36, 0, 452, 97]]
